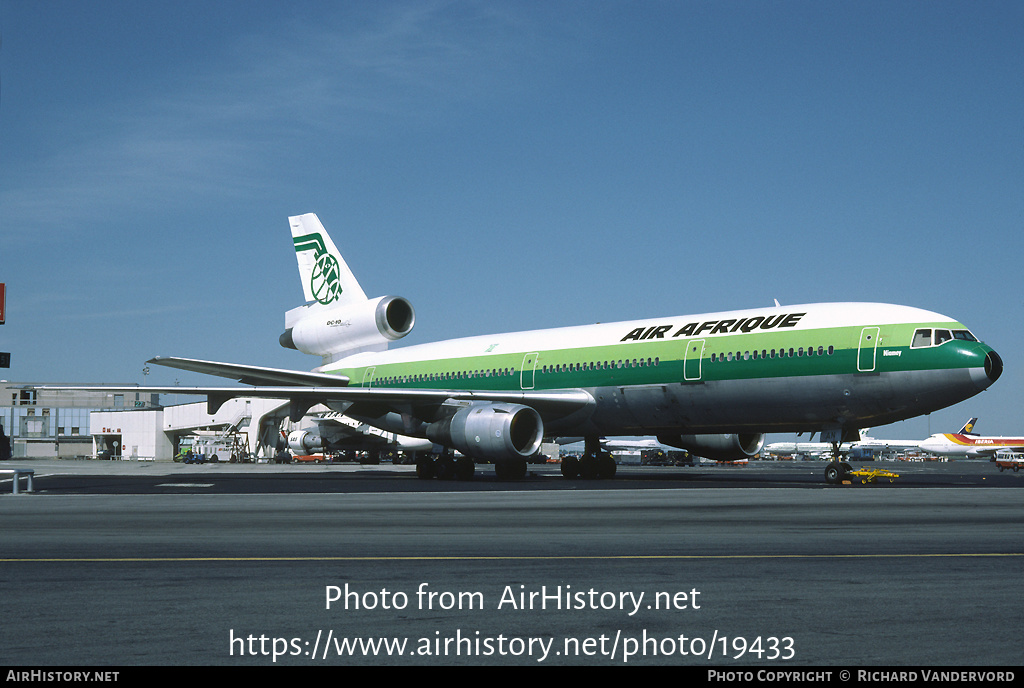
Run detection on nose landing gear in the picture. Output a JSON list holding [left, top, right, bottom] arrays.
[[824, 441, 852, 485]]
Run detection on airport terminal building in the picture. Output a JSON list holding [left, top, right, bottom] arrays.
[[1, 382, 159, 459], [1, 382, 287, 461]]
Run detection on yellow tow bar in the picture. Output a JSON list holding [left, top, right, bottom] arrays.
[[848, 467, 900, 484]]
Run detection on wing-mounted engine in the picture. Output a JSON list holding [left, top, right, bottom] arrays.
[[288, 428, 323, 454], [657, 433, 765, 461], [280, 295, 415, 363], [426, 402, 544, 461]]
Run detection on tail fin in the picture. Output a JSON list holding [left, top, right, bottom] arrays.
[[282, 214, 415, 366], [959, 418, 979, 435], [289, 213, 367, 307]]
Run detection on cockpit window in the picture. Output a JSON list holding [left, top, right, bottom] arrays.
[[953, 330, 977, 342], [913, 327, 979, 348]]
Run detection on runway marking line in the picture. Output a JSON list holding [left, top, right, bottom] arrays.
[[155, 483, 215, 487], [2, 553, 1021, 563]]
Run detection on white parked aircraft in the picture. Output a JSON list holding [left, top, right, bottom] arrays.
[[846, 419, 980, 456], [764, 429, 875, 458], [287, 411, 433, 460], [918, 418, 1024, 459], [52, 214, 1004, 483]]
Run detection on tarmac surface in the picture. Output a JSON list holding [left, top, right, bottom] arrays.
[[1, 458, 1021, 666]]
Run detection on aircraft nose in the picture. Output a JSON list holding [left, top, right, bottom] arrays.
[[985, 350, 1003, 384]]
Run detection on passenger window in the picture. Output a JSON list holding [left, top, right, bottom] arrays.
[[912, 329, 932, 348]]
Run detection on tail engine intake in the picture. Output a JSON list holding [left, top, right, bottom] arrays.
[[280, 295, 415, 360]]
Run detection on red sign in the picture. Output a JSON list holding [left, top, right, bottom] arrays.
[[0, 283, 5, 324]]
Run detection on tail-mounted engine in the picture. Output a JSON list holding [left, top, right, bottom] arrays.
[[426, 402, 544, 461], [280, 295, 415, 362], [657, 433, 765, 461]]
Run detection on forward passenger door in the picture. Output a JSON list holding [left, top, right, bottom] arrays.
[[858, 327, 880, 372]]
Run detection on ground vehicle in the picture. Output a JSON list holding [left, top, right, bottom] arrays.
[[994, 452, 1024, 472]]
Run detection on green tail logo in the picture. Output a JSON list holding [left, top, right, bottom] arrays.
[[294, 233, 342, 305]]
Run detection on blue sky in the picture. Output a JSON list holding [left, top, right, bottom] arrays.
[[1, 1, 1021, 440]]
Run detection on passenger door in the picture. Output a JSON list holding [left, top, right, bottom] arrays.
[[858, 327, 880, 372], [520, 353, 538, 390], [684, 339, 705, 381]]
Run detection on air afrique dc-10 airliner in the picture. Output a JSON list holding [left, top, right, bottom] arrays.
[[69, 214, 1006, 483]]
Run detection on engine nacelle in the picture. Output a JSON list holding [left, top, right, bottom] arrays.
[[426, 402, 544, 461], [280, 295, 415, 360], [288, 428, 323, 454], [657, 433, 765, 461]]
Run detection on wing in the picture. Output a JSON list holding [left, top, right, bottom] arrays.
[[147, 356, 351, 386], [969, 445, 1024, 457], [46, 357, 595, 425]]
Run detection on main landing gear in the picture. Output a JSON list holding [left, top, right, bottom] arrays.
[[415, 452, 529, 481], [560, 437, 617, 479], [416, 452, 475, 481], [494, 457, 528, 481]]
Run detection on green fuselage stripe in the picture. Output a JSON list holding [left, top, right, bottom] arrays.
[[330, 321, 980, 391]]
